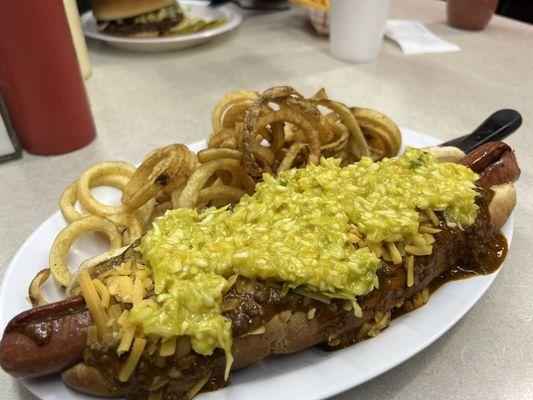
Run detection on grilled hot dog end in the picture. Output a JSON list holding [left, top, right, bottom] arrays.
[[0, 297, 90, 378]]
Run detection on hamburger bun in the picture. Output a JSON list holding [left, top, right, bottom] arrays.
[[93, 0, 176, 21]]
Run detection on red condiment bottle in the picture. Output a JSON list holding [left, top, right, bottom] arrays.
[[0, 0, 96, 155]]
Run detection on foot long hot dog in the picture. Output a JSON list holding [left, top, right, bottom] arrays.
[[0, 142, 520, 399]]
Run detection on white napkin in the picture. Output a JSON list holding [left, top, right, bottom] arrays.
[[385, 20, 460, 55]]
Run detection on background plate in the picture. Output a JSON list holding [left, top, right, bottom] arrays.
[[82, 1, 243, 52], [0, 129, 513, 399]]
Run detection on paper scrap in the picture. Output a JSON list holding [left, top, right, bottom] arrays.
[[385, 20, 460, 55]]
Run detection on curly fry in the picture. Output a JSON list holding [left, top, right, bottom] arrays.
[[122, 144, 197, 209], [242, 109, 321, 177], [28, 268, 51, 307], [49, 216, 122, 287], [60, 174, 131, 223]]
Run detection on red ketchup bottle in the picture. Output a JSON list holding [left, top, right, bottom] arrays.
[[0, 0, 96, 155]]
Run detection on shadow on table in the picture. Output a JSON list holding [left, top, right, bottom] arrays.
[[425, 19, 531, 38]]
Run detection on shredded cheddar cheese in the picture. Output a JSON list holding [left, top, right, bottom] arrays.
[[79, 270, 107, 339], [119, 337, 146, 382]]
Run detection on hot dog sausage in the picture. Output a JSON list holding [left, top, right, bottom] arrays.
[[458, 141, 521, 187], [0, 297, 91, 378], [458, 142, 510, 172], [478, 149, 521, 187]]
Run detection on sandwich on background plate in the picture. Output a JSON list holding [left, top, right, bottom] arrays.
[[93, 0, 190, 38]]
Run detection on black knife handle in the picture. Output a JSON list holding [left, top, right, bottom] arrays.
[[440, 109, 522, 153], [208, 0, 231, 7]]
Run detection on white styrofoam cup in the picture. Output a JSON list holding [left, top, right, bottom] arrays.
[[329, 0, 391, 63]]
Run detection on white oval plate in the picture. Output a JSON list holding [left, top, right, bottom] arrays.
[[0, 129, 513, 400], [81, 1, 242, 52]]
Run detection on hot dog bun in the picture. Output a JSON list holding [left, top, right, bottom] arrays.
[[93, 0, 174, 21], [489, 183, 516, 232], [62, 363, 121, 397], [422, 146, 466, 163]]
